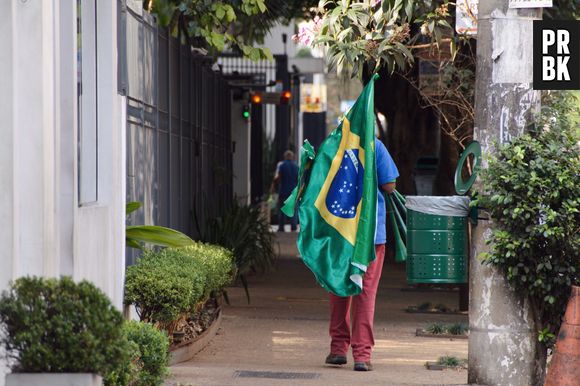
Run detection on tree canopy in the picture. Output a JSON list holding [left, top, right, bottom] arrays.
[[148, 0, 318, 60], [296, 0, 457, 78]]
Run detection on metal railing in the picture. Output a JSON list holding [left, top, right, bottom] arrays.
[[119, 1, 232, 264]]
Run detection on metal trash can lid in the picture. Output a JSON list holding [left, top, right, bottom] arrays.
[[454, 141, 482, 195], [405, 196, 471, 217]]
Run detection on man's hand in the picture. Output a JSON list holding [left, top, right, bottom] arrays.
[[381, 182, 396, 194]]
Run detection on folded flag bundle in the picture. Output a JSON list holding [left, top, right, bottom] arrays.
[[385, 190, 407, 263]]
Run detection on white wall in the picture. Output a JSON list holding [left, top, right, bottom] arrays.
[[0, 0, 125, 383]]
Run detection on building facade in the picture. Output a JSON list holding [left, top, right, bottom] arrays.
[[0, 0, 125, 383]]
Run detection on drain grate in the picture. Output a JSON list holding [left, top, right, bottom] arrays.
[[233, 370, 320, 380]]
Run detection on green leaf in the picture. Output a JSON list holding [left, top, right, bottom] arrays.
[[337, 27, 353, 41], [405, 0, 414, 20], [249, 47, 261, 61], [126, 226, 194, 249], [126, 239, 143, 250], [210, 32, 225, 51], [151, 0, 177, 27], [215, 5, 225, 20], [126, 202, 142, 215], [260, 47, 274, 62], [225, 5, 236, 22]]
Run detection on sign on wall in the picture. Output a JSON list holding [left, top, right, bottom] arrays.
[[456, 0, 478, 36], [509, 0, 552, 8], [300, 83, 327, 113]]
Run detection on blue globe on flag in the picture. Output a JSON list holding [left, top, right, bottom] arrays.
[[325, 149, 363, 219]]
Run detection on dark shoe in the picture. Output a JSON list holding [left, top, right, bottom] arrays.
[[325, 353, 347, 365], [354, 361, 373, 371]]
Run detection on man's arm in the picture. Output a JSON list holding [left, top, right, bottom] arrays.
[[270, 162, 282, 194], [381, 181, 396, 194], [376, 139, 399, 194]]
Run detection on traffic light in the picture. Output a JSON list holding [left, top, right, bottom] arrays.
[[280, 90, 292, 104], [242, 104, 250, 120], [249, 91, 292, 105], [251, 92, 262, 104]]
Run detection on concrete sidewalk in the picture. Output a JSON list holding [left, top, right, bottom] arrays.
[[168, 232, 469, 386]]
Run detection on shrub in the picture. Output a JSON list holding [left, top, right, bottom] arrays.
[[417, 302, 432, 311], [477, 91, 579, 380], [105, 321, 170, 386], [437, 355, 466, 368], [447, 322, 468, 335], [425, 323, 445, 334], [434, 303, 450, 312], [163, 243, 236, 298], [103, 340, 139, 386], [479, 91, 579, 346], [125, 251, 204, 324], [0, 276, 128, 376], [124, 242, 235, 325]]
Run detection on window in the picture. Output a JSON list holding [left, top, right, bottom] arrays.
[[77, 0, 98, 204]]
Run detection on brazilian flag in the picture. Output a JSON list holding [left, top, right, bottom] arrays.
[[283, 74, 379, 296]]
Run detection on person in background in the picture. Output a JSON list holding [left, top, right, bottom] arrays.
[[270, 150, 299, 232], [325, 138, 399, 371]]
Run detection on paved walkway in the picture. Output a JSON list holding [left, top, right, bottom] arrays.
[[168, 232, 469, 386]]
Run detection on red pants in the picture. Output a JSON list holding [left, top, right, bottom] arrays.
[[328, 244, 385, 362]]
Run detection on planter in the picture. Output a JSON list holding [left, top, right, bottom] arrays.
[[6, 374, 102, 386], [172, 330, 185, 344], [425, 362, 467, 371], [415, 328, 468, 339], [169, 308, 223, 365], [406, 306, 466, 315]]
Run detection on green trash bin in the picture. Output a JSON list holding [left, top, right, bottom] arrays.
[[405, 196, 471, 284]]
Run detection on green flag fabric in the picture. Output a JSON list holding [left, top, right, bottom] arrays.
[[386, 192, 407, 263], [284, 74, 379, 297]]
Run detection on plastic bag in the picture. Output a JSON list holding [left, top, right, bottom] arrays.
[[267, 193, 278, 210]]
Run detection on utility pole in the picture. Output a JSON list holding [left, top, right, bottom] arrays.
[[469, 1, 543, 386]]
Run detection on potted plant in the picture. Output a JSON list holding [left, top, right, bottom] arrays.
[[0, 276, 130, 386]]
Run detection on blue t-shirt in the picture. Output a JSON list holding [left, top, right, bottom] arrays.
[[375, 139, 399, 244], [277, 159, 299, 200]]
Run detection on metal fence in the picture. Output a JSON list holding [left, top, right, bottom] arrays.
[[119, 1, 232, 264]]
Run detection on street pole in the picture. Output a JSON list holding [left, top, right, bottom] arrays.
[[469, 1, 543, 386]]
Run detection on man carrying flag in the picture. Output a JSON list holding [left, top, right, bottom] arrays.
[[282, 74, 399, 371]]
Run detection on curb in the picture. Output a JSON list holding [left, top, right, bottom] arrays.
[[169, 309, 223, 366]]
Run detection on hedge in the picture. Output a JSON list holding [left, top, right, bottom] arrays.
[[124, 242, 235, 325], [0, 277, 129, 376], [105, 321, 170, 386]]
